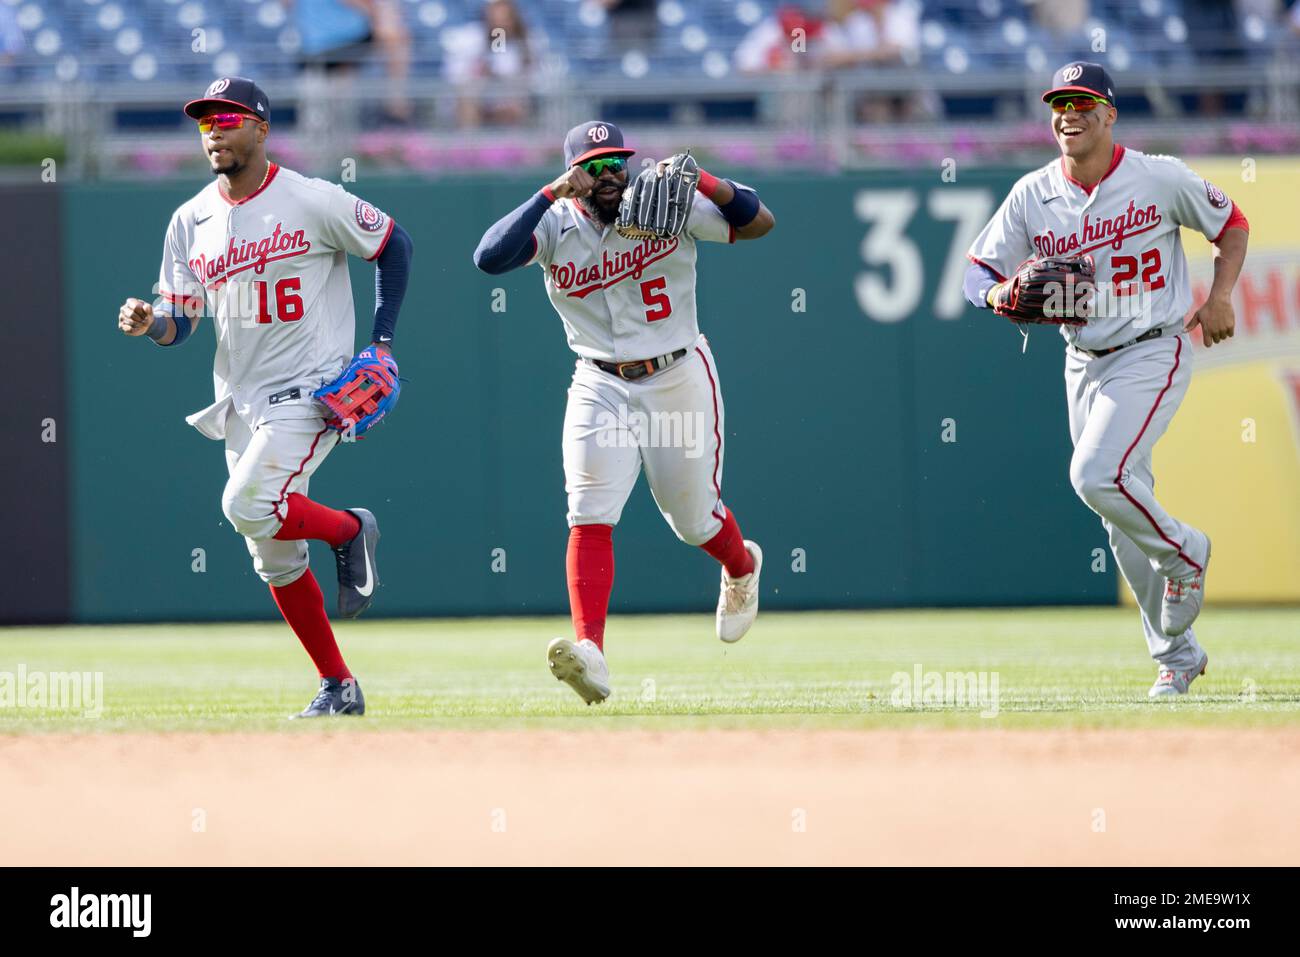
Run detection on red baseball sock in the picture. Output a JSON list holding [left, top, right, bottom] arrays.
[[270, 569, 351, 679], [274, 492, 360, 547], [566, 524, 614, 651], [701, 507, 754, 578]]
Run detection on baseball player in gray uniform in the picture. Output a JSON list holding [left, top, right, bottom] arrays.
[[964, 63, 1250, 697], [474, 121, 775, 705], [116, 78, 415, 718]]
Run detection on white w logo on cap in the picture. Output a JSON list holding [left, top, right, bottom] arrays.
[[590, 125, 609, 143], [206, 78, 231, 96], [1062, 65, 1084, 83]]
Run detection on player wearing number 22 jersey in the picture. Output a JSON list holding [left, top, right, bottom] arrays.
[[964, 63, 1250, 698], [115, 78, 415, 718], [474, 121, 776, 704]]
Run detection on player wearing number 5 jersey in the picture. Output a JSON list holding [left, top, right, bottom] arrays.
[[474, 121, 775, 704], [115, 78, 415, 718], [964, 63, 1250, 697]]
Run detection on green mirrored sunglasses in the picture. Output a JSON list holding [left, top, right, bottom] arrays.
[[580, 156, 626, 176]]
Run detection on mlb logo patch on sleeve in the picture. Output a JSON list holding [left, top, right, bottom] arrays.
[[1204, 180, 1229, 209]]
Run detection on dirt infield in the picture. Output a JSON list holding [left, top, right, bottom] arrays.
[[3, 729, 1296, 866]]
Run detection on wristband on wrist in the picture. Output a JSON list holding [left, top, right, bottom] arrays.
[[696, 169, 721, 199], [986, 283, 1002, 308], [145, 311, 170, 343], [155, 311, 194, 347], [540, 186, 557, 203]]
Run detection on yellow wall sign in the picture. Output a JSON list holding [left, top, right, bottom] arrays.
[[1128, 158, 1300, 603]]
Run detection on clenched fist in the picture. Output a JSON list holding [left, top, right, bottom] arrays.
[[118, 297, 158, 337], [547, 165, 597, 200]]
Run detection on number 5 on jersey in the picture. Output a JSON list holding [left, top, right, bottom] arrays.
[[640, 277, 672, 322]]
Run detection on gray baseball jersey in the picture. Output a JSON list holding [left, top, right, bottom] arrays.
[[968, 145, 1234, 351], [155, 163, 394, 439], [527, 196, 734, 361]]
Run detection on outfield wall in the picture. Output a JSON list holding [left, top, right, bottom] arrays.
[[7, 164, 1294, 623]]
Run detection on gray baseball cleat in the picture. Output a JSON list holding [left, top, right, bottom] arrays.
[[716, 541, 762, 643], [332, 508, 380, 619], [291, 677, 366, 718], [547, 637, 611, 705], [1148, 653, 1208, 698], [1161, 538, 1209, 637]]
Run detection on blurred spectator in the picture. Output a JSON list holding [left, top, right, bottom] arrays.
[[294, 0, 412, 124], [443, 0, 539, 128], [598, 0, 658, 55], [0, 4, 23, 66], [1237, 0, 1281, 21], [1292, 0, 1300, 36], [817, 0, 925, 122], [1030, 0, 1090, 37], [734, 6, 826, 74], [817, 0, 920, 71]]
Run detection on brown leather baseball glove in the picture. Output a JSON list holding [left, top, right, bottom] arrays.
[[990, 255, 1095, 326]]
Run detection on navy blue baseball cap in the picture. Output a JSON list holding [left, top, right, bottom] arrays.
[[184, 76, 271, 121], [1042, 61, 1116, 105], [563, 120, 635, 168]]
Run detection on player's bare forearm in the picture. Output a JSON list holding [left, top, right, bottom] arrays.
[[1186, 227, 1247, 348], [1208, 227, 1247, 302], [712, 180, 775, 240], [696, 171, 775, 240], [734, 202, 774, 239]]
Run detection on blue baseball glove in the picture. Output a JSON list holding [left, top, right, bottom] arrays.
[[313, 346, 400, 438]]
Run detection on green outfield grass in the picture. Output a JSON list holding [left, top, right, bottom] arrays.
[[0, 607, 1297, 733]]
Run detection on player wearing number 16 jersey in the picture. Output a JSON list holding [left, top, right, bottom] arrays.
[[964, 63, 1250, 697], [474, 121, 776, 704], [115, 78, 415, 718]]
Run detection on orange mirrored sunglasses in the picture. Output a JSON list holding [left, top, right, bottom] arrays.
[[196, 112, 257, 133]]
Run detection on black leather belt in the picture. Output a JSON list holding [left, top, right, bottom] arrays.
[[593, 348, 688, 381], [1074, 327, 1162, 359]]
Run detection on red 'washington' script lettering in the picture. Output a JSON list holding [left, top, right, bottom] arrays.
[[550, 237, 679, 298], [190, 223, 312, 286], [1033, 200, 1163, 258]]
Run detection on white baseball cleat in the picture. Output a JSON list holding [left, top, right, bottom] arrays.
[[1161, 539, 1210, 637], [1148, 653, 1209, 698], [716, 540, 762, 643], [547, 637, 610, 705]]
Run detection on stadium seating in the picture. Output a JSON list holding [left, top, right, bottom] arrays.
[[0, 0, 1290, 138], [2, 0, 1279, 84]]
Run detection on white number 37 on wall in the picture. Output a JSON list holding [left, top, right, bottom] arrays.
[[853, 188, 994, 323]]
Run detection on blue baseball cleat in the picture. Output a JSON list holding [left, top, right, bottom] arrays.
[[332, 508, 380, 619], [291, 677, 366, 718]]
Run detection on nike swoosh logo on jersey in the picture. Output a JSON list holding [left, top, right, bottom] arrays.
[[560, 224, 577, 235], [1042, 195, 1061, 204], [195, 212, 213, 224], [357, 537, 374, 597]]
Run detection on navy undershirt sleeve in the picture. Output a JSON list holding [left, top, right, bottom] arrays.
[[371, 221, 413, 344], [964, 260, 1000, 309], [473, 191, 554, 275]]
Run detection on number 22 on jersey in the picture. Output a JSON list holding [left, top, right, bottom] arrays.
[[1111, 249, 1164, 297]]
